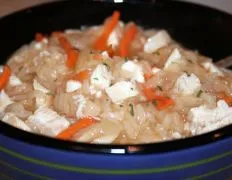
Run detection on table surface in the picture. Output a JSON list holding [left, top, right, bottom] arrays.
[[0, 0, 231, 18]]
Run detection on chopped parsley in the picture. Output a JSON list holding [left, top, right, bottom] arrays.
[[152, 100, 157, 106], [129, 104, 134, 116], [124, 57, 129, 62], [154, 51, 160, 56], [183, 71, 190, 76], [46, 92, 55, 96], [156, 85, 163, 91], [103, 62, 110, 70], [187, 59, 193, 64], [93, 77, 99, 80], [196, 89, 203, 97]]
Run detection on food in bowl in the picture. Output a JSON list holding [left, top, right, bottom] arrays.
[[0, 11, 232, 144]]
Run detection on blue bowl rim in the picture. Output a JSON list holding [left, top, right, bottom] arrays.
[[0, 0, 232, 155]]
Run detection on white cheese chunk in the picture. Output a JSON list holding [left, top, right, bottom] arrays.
[[90, 64, 112, 90], [101, 51, 109, 59], [0, 90, 13, 118], [73, 94, 86, 118], [2, 113, 31, 132], [121, 60, 145, 83], [174, 73, 201, 95], [27, 107, 70, 136], [66, 80, 82, 93], [201, 61, 223, 76], [105, 81, 138, 104], [188, 100, 232, 135], [33, 79, 50, 93], [151, 67, 161, 74], [34, 38, 48, 50], [9, 75, 22, 86], [164, 48, 182, 69], [144, 30, 171, 53]]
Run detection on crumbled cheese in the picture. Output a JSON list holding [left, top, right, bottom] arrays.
[[66, 80, 82, 93], [172, 132, 182, 139], [174, 73, 201, 95], [90, 64, 112, 90], [188, 100, 232, 135], [105, 81, 138, 104], [144, 30, 171, 53], [101, 51, 109, 59], [164, 48, 182, 69], [2, 113, 31, 132], [0, 90, 13, 117], [33, 79, 50, 93], [34, 90, 52, 108], [9, 75, 22, 86], [121, 60, 145, 83], [201, 61, 223, 76], [73, 94, 86, 118], [151, 67, 161, 74], [34, 38, 48, 50], [26, 107, 70, 136]]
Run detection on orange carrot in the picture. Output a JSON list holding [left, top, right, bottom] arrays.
[[93, 11, 120, 51], [56, 117, 97, 140], [54, 33, 79, 69], [66, 49, 79, 69], [217, 92, 232, 106], [118, 23, 137, 58], [144, 73, 153, 81], [72, 69, 91, 83], [58, 36, 72, 52], [155, 98, 175, 110], [142, 86, 164, 101], [106, 45, 114, 57], [0, 65, 11, 90], [35, 33, 44, 42], [142, 86, 174, 110]]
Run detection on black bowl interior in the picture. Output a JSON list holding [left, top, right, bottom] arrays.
[[0, 0, 232, 154]]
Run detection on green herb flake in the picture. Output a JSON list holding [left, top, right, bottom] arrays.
[[196, 89, 203, 97], [187, 59, 193, 64], [103, 62, 110, 69], [124, 57, 129, 62], [93, 77, 99, 80], [184, 71, 190, 76], [156, 85, 163, 91], [152, 100, 157, 106], [46, 92, 55, 96], [129, 104, 134, 116], [154, 51, 160, 56]]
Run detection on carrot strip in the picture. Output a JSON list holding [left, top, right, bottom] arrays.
[[93, 11, 120, 51], [54, 33, 79, 69], [142, 86, 164, 101], [0, 65, 11, 90], [118, 23, 137, 58], [72, 69, 91, 83], [66, 49, 79, 69], [56, 117, 97, 140], [144, 73, 153, 81], [35, 33, 44, 42], [58, 36, 73, 52], [155, 98, 175, 110], [142, 86, 174, 110], [217, 92, 232, 106]]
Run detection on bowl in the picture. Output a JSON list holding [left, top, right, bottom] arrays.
[[0, 0, 232, 179]]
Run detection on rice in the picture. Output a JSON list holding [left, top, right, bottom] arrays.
[[0, 11, 232, 144]]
